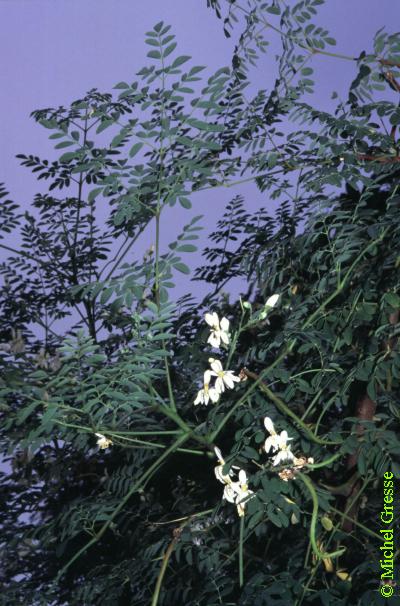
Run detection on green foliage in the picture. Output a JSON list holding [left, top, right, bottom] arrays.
[[1, 3, 400, 605]]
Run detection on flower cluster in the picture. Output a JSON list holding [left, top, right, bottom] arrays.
[[95, 433, 113, 450], [264, 417, 314, 481], [205, 312, 230, 348], [194, 313, 240, 406], [214, 447, 254, 517], [264, 416, 294, 466]]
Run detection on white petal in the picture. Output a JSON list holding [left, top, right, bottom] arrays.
[[209, 358, 223, 373], [95, 433, 105, 439], [205, 313, 213, 326], [222, 374, 235, 389], [209, 388, 220, 403], [285, 449, 295, 462], [224, 372, 240, 388], [238, 470, 247, 485], [235, 490, 254, 516], [224, 483, 239, 503], [220, 331, 230, 345], [272, 451, 284, 466], [214, 446, 224, 462], [203, 369, 212, 385], [215, 465, 229, 484], [194, 390, 204, 405], [264, 417, 275, 434], [230, 372, 241, 382], [215, 377, 225, 393], [264, 436, 278, 453], [207, 333, 220, 348], [273, 449, 294, 466], [205, 312, 219, 327], [266, 294, 280, 308], [278, 430, 288, 448], [220, 317, 229, 332]]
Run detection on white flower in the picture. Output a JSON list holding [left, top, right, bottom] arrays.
[[205, 312, 230, 348], [214, 448, 255, 517], [194, 369, 221, 405], [265, 294, 280, 308], [214, 446, 233, 485], [234, 470, 255, 517], [264, 433, 282, 454], [208, 358, 240, 393], [214, 446, 224, 463], [223, 482, 239, 503], [215, 459, 233, 485], [264, 418, 292, 454], [194, 385, 220, 406], [222, 471, 254, 517], [259, 294, 280, 320], [264, 416, 295, 466], [264, 416, 275, 434], [95, 433, 113, 450], [215, 465, 232, 484], [272, 445, 295, 466]]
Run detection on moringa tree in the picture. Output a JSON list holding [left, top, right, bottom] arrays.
[[0, 2, 399, 604]]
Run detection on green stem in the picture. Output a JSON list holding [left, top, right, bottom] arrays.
[[295, 474, 372, 606], [55, 433, 190, 581], [236, 2, 357, 62], [110, 433, 210, 457], [55, 414, 210, 452], [54, 420, 180, 438], [152, 508, 215, 526], [306, 452, 342, 469], [210, 347, 293, 443], [0, 242, 54, 267], [109, 433, 206, 456], [245, 369, 341, 446], [226, 308, 245, 369], [151, 536, 178, 606], [151, 518, 191, 606], [329, 505, 381, 541], [212, 228, 388, 444], [297, 472, 346, 560], [153, 55, 177, 413], [151, 401, 211, 447], [107, 430, 181, 436], [300, 388, 325, 421], [302, 229, 388, 331], [164, 356, 177, 412], [239, 515, 245, 587], [100, 228, 148, 282]]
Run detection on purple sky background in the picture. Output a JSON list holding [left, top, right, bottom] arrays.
[[0, 0, 399, 311]]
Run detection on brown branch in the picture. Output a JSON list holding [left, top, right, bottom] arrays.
[[382, 70, 400, 93], [379, 58, 400, 69], [357, 154, 400, 164], [151, 522, 189, 606], [342, 309, 399, 532]]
